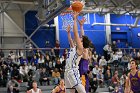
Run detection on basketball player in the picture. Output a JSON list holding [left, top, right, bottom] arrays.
[[125, 60, 140, 93], [27, 81, 42, 93], [52, 79, 65, 93], [64, 12, 88, 93], [78, 18, 90, 93]]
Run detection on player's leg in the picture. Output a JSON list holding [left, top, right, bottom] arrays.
[[75, 84, 86, 93]]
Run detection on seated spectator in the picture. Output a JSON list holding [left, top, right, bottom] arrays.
[[52, 68, 61, 85], [117, 49, 122, 61], [27, 81, 42, 93], [92, 65, 99, 78], [7, 77, 20, 93], [31, 55, 38, 66], [11, 66, 20, 81], [88, 71, 97, 92], [49, 48, 56, 62], [99, 56, 107, 67], [39, 68, 50, 86], [104, 70, 112, 87], [96, 70, 104, 87], [55, 58, 63, 72], [92, 51, 98, 62], [112, 52, 119, 69], [111, 71, 120, 87], [38, 54, 45, 68], [52, 79, 65, 93], [131, 49, 137, 58], [19, 64, 29, 82], [29, 62, 36, 73]]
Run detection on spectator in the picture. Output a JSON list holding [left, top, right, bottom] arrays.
[[131, 49, 137, 58], [97, 70, 104, 87], [104, 70, 112, 87], [111, 71, 120, 87], [19, 65, 29, 82], [38, 54, 45, 68], [35, 49, 41, 59], [27, 81, 42, 93], [55, 58, 63, 72], [18, 49, 24, 61], [49, 48, 56, 62], [52, 68, 61, 85], [26, 49, 34, 63], [62, 48, 68, 60], [116, 40, 122, 48], [29, 62, 36, 73], [111, 41, 117, 53], [7, 77, 20, 93], [103, 43, 112, 61], [54, 40, 60, 58], [0, 70, 7, 87], [39, 68, 50, 86], [11, 66, 20, 81], [92, 65, 99, 78], [117, 49, 123, 61], [99, 56, 107, 67], [31, 55, 38, 66], [92, 51, 98, 63]]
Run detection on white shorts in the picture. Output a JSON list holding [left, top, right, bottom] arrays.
[[65, 68, 81, 88]]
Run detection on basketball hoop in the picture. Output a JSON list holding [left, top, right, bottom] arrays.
[[60, 7, 73, 31]]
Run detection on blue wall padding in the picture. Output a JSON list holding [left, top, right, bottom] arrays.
[[25, 11, 38, 36], [25, 11, 55, 48]]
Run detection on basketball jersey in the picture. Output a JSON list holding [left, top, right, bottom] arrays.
[[65, 47, 82, 88], [130, 71, 140, 92], [65, 47, 81, 70], [56, 86, 65, 93], [31, 88, 40, 93]]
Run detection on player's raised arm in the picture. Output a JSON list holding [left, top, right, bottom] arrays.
[[78, 18, 86, 37], [73, 11, 83, 55], [66, 25, 74, 48]]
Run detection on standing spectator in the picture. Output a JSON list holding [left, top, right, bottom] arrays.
[[7, 77, 20, 93], [103, 43, 112, 61], [116, 40, 122, 48], [26, 49, 34, 63], [35, 49, 41, 59], [49, 48, 56, 62], [112, 41, 117, 53], [54, 40, 60, 58], [52, 68, 61, 85]]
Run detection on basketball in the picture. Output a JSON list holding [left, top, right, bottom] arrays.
[[71, 1, 83, 12]]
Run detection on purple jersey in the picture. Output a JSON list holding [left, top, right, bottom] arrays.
[[79, 58, 89, 93], [130, 70, 140, 93], [79, 58, 89, 76]]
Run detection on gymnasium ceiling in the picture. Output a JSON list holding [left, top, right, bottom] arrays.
[[0, 0, 140, 17]]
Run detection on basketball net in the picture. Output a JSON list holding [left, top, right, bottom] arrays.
[[60, 7, 73, 31]]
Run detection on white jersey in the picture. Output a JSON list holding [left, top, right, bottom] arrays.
[[65, 47, 81, 70], [65, 47, 82, 88], [31, 88, 40, 93]]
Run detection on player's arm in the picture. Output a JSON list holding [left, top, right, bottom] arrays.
[[73, 12, 83, 55], [78, 18, 86, 37], [66, 25, 74, 48], [51, 86, 59, 93], [125, 73, 130, 93]]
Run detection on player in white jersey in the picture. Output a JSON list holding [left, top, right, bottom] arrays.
[[27, 81, 42, 93], [64, 12, 89, 93]]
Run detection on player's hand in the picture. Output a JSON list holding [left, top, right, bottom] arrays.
[[78, 17, 86, 26], [73, 11, 79, 20], [66, 25, 71, 33]]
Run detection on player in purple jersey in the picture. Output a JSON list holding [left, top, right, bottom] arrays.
[[125, 60, 140, 93], [78, 18, 90, 93]]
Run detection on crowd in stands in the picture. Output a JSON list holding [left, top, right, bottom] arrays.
[[0, 40, 140, 93]]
